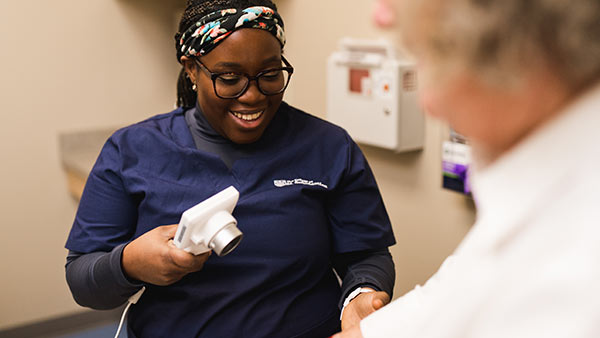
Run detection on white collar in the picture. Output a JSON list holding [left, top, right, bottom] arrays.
[[460, 82, 600, 253]]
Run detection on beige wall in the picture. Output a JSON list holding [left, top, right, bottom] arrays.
[[0, 0, 474, 330], [275, 0, 476, 297], [0, 0, 185, 330]]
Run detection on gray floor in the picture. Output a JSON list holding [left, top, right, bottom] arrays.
[[54, 322, 124, 338], [0, 308, 125, 338]]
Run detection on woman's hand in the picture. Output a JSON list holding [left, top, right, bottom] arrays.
[[122, 224, 211, 285], [341, 289, 390, 331]]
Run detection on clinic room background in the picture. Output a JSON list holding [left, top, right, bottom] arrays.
[[0, 0, 475, 331]]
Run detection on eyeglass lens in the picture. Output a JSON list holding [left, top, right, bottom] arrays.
[[214, 69, 291, 98]]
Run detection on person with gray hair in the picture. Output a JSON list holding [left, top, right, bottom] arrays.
[[333, 0, 600, 337]]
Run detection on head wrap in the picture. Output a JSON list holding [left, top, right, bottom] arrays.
[[176, 6, 286, 62]]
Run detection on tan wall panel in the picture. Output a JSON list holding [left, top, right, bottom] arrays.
[[0, 0, 185, 330]]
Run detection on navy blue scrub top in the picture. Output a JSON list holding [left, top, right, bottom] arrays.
[[66, 102, 395, 338]]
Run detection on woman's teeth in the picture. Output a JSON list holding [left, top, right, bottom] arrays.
[[231, 111, 263, 121]]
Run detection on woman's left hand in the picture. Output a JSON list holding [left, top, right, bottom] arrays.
[[340, 289, 390, 331]]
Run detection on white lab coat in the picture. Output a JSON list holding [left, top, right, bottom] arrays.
[[361, 83, 600, 338]]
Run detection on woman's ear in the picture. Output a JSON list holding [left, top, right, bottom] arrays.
[[181, 56, 197, 84]]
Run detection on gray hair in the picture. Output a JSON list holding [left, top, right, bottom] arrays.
[[400, 0, 600, 89]]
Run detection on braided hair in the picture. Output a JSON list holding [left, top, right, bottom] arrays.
[[175, 0, 279, 108]]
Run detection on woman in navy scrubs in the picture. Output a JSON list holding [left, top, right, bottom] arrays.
[[65, 1, 396, 337]]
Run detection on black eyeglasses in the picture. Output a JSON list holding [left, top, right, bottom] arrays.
[[194, 56, 294, 99]]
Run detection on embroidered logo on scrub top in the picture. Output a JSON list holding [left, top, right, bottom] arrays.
[[273, 178, 328, 189]]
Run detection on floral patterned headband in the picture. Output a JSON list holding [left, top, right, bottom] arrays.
[[176, 6, 286, 62]]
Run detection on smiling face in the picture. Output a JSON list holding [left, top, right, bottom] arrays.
[[183, 28, 284, 144]]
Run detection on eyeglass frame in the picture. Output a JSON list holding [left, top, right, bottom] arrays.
[[194, 56, 294, 99]]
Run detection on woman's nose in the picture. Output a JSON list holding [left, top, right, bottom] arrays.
[[236, 80, 266, 104]]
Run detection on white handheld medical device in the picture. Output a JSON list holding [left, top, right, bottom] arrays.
[[173, 186, 243, 256]]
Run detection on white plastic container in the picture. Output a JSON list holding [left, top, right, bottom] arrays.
[[326, 38, 424, 152]]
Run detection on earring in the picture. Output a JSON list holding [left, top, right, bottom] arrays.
[[192, 84, 197, 91]]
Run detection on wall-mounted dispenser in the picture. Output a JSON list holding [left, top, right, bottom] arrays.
[[326, 38, 424, 152]]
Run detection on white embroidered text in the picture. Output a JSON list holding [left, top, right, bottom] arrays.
[[273, 178, 328, 189]]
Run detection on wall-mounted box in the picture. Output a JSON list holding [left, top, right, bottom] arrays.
[[326, 38, 424, 152]]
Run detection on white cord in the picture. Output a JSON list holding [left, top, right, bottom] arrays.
[[114, 286, 146, 338], [114, 302, 131, 338]]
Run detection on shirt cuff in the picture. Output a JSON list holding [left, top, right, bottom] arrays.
[[103, 242, 144, 289]]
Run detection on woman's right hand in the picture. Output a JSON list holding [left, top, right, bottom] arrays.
[[122, 224, 211, 286]]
